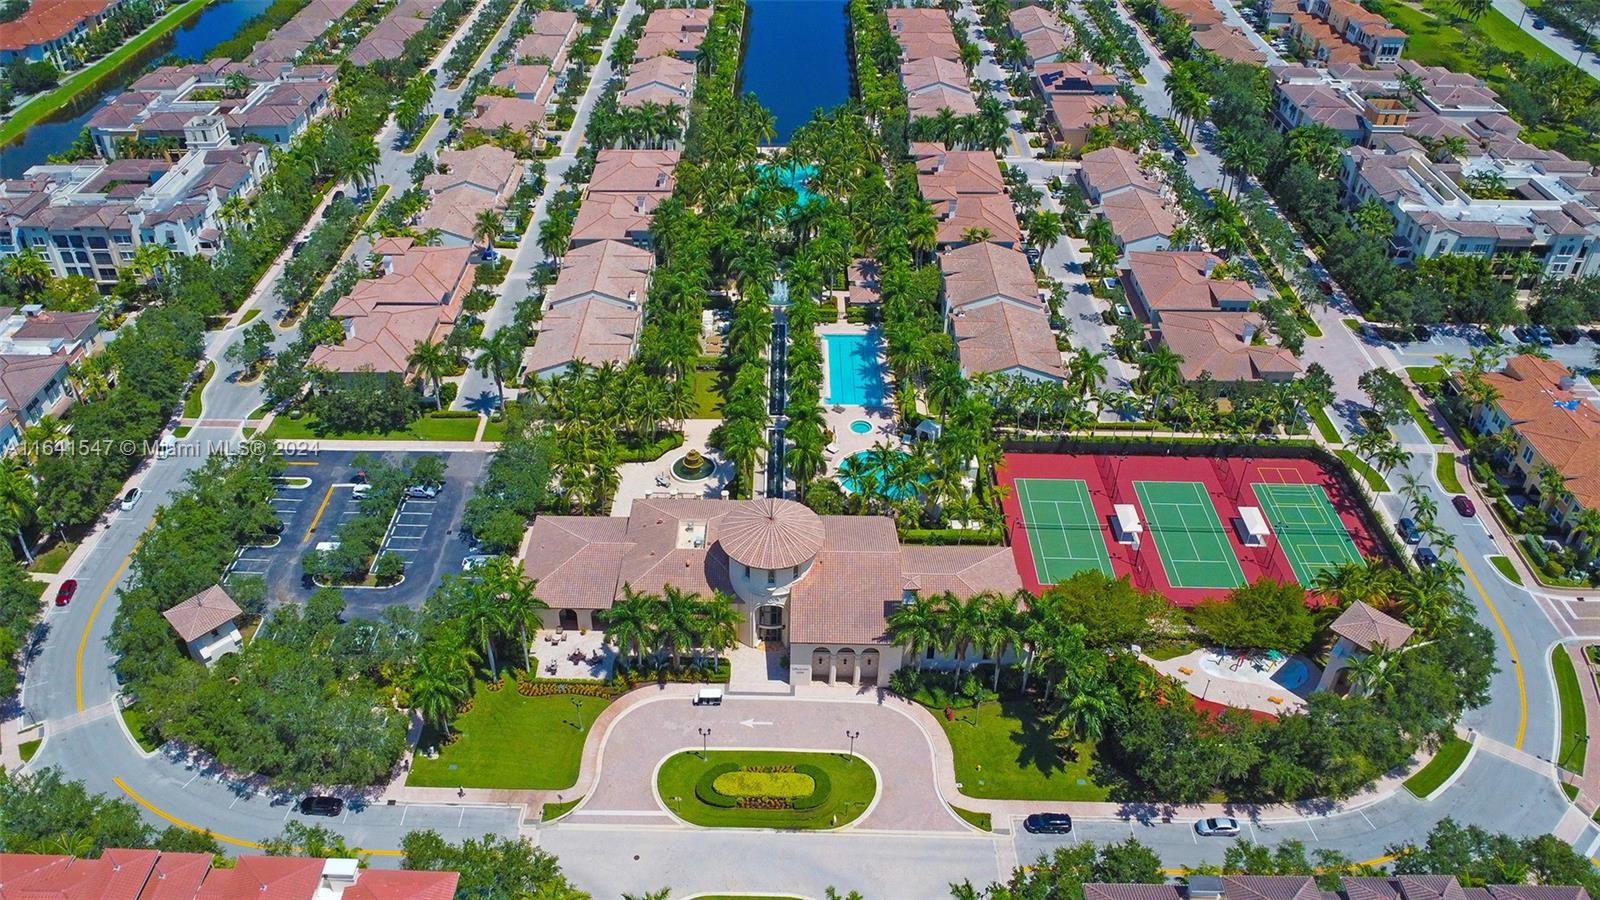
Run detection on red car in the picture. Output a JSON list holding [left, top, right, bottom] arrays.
[[1452, 495, 1476, 517], [55, 578, 77, 607]]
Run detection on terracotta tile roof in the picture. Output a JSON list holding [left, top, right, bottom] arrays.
[[138, 851, 214, 900], [417, 184, 499, 243], [1078, 146, 1162, 200], [314, 242, 471, 374], [524, 299, 640, 373], [940, 241, 1037, 310], [515, 31, 570, 66], [10, 309, 98, 343], [788, 516, 902, 645], [490, 63, 554, 104], [907, 84, 978, 117], [913, 144, 1007, 199], [886, 7, 952, 33], [951, 301, 1063, 381], [1344, 877, 1406, 900], [1125, 251, 1256, 314], [0, 353, 66, 416], [1158, 0, 1225, 27], [847, 258, 880, 304], [520, 516, 636, 608], [1485, 888, 1590, 900], [643, 6, 710, 33], [1222, 876, 1323, 900], [633, 30, 703, 59], [1045, 91, 1123, 136], [1157, 310, 1300, 382], [1480, 356, 1600, 510], [424, 145, 521, 197], [719, 499, 826, 570], [548, 239, 653, 307], [571, 192, 663, 244], [162, 585, 241, 643], [619, 55, 694, 107], [1008, 4, 1058, 36], [0, 0, 112, 52], [1021, 28, 1070, 63], [589, 149, 680, 193], [935, 193, 1022, 245], [1329, 599, 1415, 651], [1103, 188, 1179, 246], [1193, 24, 1267, 63], [342, 870, 459, 900], [194, 856, 324, 899], [1083, 885, 1187, 900], [1398, 877, 1470, 900], [467, 95, 543, 133], [530, 8, 577, 35]]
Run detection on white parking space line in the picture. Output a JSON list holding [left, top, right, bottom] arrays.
[[1359, 810, 1376, 830], [1303, 818, 1319, 841]]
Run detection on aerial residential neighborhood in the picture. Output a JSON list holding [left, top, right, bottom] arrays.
[[2, 0, 1600, 894]]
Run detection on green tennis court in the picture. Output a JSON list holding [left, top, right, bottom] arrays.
[[1015, 478, 1114, 584], [1132, 481, 1247, 589], [1250, 482, 1364, 584]]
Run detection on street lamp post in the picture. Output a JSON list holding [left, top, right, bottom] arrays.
[[845, 729, 860, 759], [569, 695, 584, 731], [698, 726, 712, 760]]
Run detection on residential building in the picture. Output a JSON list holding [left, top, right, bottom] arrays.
[[465, 94, 544, 135], [1192, 25, 1267, 64], [1155, 0, 1225, 30], [0, 143, 270, 286], [902, 56, 977, 118], [913, 142, 1022, 247], [0, 849, 458, 898], [0, 304, 102, 450], [523, 239, 653, 377], [940, 242, 1063, 382], [1260, 0, 1297, 28], [348, 0, 448, 66], [1269, 63, 1522, 148], [1007, 5, 1069, 66], [1468, 355, 1600, 530], [1123, 251, 1256, 324], [635, 6, 711, 60], [418, 145, 524, 246], [162, 584, 244, 665], [1101, 188, 1180, 252], [1030, 61, 1120, 151], [491, 63, 556, 105], [88, 64, 335, 156], [1316, 600, 1413, 691], [519, 498, 1021, 683], [242, 0, 360, 64], [618, 54, 694, 110], [886, 6, 961, 62], [309, 238, 473, 376], [0, 0, 129, 65], [1304, 0, 1406, 64], [1083, 871, 1583, 900], [1153, 310, 1300, 383], [1340, 144, 1600, 277], [570, 149, 679, 246], [1077, 145, 1162, 203]]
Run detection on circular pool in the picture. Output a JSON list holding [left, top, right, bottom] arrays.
[[1273, 657, 1314, 692], [849, 420, 872, 434]]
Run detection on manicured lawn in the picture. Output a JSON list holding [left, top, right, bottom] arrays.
[[407, 687, 609, 790], [1335, 449, 1390, 493], [1435, 452, 1463, 494], [183, 361, 214, 419], [1299, 314, 1322, 337], [18, 738, 40, 762], [541, 796, 582, 821], [27, 540, 77, 575], [1342, 317, 1363, 333], [1309, 406, 1341, 443], [657, 750, 876, 829], [1554, 648, 1588, 775], [1489, 555, 1523, 585], [239, 309, 261, 325], [480, 416, 507, 443], [1402, 736, 1470, 798], [121, 704, 162, 753], [264, 411, 480, 442], [691, 368, 726, 419], [0, 0, 215, 144], [935, 700, 1109, 801], [951, 805, 992, 831], [1407, 365, 1448, 386], [1405, 393, 1445, 444]]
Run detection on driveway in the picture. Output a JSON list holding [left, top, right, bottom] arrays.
[[565, 693, 971, 833]]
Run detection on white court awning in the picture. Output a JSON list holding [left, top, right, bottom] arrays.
[[1238, 506, 1270, 545], [1114, 503, 1142, 532]]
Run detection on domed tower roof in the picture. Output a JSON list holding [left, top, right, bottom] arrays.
[[718, 499, 826, 570]]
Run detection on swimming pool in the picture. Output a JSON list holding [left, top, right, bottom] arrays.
[[825, 333, 888, 406], [1273, 657, 1313, 692], [849, 420, 872, 434]]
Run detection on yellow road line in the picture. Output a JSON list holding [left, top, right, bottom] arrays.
[[76, 538, 144, 713], [1458, 550, 1527, 749], [114, 777, 402, 856], [285, 460, 320, 467], [303, 483, 337, 542]]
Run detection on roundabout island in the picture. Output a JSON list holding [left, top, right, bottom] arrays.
[[657, 749, 879, 830]]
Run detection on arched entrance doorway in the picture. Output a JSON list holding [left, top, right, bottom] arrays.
[[835, 648, 856, 684], [558, 609, 579, 630], [756, 603, 785, 645], [590, 610, 606, 630], [860, 648, 880, 684], [811, 648, 832, 682]]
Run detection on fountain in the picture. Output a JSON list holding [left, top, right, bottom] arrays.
[[672, 449, 717, 482]]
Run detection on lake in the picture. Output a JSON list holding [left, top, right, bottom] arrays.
[[1, 0, 274, 177], [737, 0, 850, 145]]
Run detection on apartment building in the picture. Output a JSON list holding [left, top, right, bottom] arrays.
[[1468, 355, 1600, 531], [87, 63, 335, 157], [1270, 62, 1521, 149], [0, 0, 131, 65], [0, 304, 100, 450]]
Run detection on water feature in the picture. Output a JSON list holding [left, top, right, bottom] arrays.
[[839, 450, 928, 500], [737, 0, 850, 144], [1, 0, 275, 176], [672, 449, 717, 482]]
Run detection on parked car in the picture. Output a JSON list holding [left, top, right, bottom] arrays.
[[1195, 817, 1241, 837], [1512, 325, 1532, 343], [352, 484, 372, 499], [1413, 324, 1432, 340], [1531, 325, 1554, 347], [1452, 495, 1476, 517], [1533, 15, 1546, 28], [443, 107, 456, 118], [1398, 517, 1422, 544], [462, 554, 496, 571], [1317, 279, 1334, 295], [55, 579, 77, 607], [299, 796, 343, 817], [405, 484, 441, 500], [1415, 546, 1439, 568], [1023, 813, 1073, 834], [352, 468, 368, 484], [120, 487, 142, 511]]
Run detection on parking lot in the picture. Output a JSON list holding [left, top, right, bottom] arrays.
[[224, 450, 489, 617]]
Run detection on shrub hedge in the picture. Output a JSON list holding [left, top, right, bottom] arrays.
[[695, 763, 741, 808], [792, 763, 830, 810]]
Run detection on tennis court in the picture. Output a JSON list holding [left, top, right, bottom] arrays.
[[1014, 478, 1114, 584], [1132, 481, 1247, 589], [1250, 482, 1363, 584]]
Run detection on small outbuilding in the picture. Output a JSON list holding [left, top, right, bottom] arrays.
[[1316, 600, 1414, 692], [1235, 506, 1270, 547], [163, 585, 244, 666]]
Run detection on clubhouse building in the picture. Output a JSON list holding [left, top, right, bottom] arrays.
[[519, 498, 1020, 684]]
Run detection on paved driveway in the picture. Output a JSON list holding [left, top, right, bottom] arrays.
[[566, 693, 971, 833]]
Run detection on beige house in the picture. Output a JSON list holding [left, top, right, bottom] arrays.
[[1123, 251, 1257, 325], [913, 143, 1022, 247], [309, 238, 472, 376], [163, 585, 244, 665], [1469, 355, 1600, 530], [940, 242, 1063, 383], [1154, 311, 1300, 383], [523, 240, 654, 378], [519, 498, 1020, 684]]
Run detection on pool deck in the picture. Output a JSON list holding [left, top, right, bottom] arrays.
[[816, 323, 901, 479], [1143, 648, 1313, 715]]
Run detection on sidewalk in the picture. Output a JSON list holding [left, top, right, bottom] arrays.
[[1557, 644, 1600, 815]]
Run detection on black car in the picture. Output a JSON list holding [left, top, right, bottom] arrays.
[[1415, 546, 1439, 568], [300, 796, 344, 817], [1413, 324, 1432, 340], [1398, 516, 1421, 544], [1023, 813, 1073, 834]]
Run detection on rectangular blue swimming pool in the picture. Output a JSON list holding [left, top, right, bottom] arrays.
[[825, 333, 887, 406]]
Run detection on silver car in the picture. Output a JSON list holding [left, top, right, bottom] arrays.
[[1195, 816, 1241, 837]]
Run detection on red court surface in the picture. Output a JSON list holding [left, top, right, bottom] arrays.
[[997, 452, 1387, 605]]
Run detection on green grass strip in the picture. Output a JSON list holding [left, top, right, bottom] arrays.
[[1488, 555, 1522, 585], [1335, 449, 1389, 493], [0, 0, 215, 145], [1406, 392, 1445, 444], [402, 114, 440, 152], [1403, 736, 1470, 798], [541, 796, 582, 821], [1407, 365, 1448, 386], [1309, 406, 1341, 443], [183, 361, 215, 419], [1435, 452, 1463, 494], [951, 805, 992, 831], [1554, 647, 1588, 775], [18, 738, 40, 762]]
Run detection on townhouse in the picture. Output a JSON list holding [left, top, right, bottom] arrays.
[[1031, 61, 1122, 151], [1077, 146, 1181, 252], [1153, 310, 1301, 383], [912, 142, 1022, 247], [1467, 355, 1600, 531], [1122, 251, 1257, 326], [417, 145, 525, 246], [515, 8, 580, 69], [491, 63, 557, 106], [1192, 25, 1267, 64], [885, 7, 961, 63], [1292, 0, 1406, 66], [0, 304, 100, 451], [522, 239, 654, 378], [466, 93, 546, 136], [0, 849, 457, 898], [1077, 146, 1163, 203], [0, 142, 270, 285], [940, 241, 1063, 383], [570, 149, 679, 246], [885, 6, 976, 119], [241, 0, 360, 64], [634, 6, 711, 60], [618, 54, 695, 111], [87, 62, 336, 156], [309, 237, 473, 377], [1007, 4, 1069, 66], [0, 0, 130, 65], [348, 0, 449, 66]]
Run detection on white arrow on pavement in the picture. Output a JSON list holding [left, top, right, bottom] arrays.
[[739, 719, 773, 728]]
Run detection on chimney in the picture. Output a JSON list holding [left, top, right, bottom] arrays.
[[1187, 876, 1225, 900]]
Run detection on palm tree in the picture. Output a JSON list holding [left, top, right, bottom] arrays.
[[0, 457, 37, 563], [1058, 673, 1120, 742], [696, 591, 742, 670], [605, 586, 656, 668], [1537, 464, 1570, 512], [1566, 507, 1600, 564], [473, 208, 503, 254], [473, 328, 523, 411], [655, 585, 701, 671], [447, 575, 511, 678], [482, 557, 547, 671], [1136, 345, 1185, 407], [887, 593, 945, 672], [1342, 646, 1396, 697], [3, 248, 53, 297], [408, 340, 452, 408], [408, 633, 477, 736]]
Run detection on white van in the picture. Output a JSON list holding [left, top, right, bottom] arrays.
[[693, 687, 723, 706]]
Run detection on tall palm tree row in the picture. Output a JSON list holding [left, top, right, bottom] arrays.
[[603, 587, 742, 672]]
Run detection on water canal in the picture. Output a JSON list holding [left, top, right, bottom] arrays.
[[737, 0, 851, 144], [1, 0, 274, 176]]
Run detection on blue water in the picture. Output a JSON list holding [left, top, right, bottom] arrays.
[[738, 0, 851, 144], [2, 0, 274, 176], [840, 450, 928, 500], [762, 161, 819, 207], [1273, 657, 1313, 692], [825, 332, 887, 406], [849, 420, 871, 434]]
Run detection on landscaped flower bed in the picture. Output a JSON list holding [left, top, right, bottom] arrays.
[[660, 751, 874, 829]]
